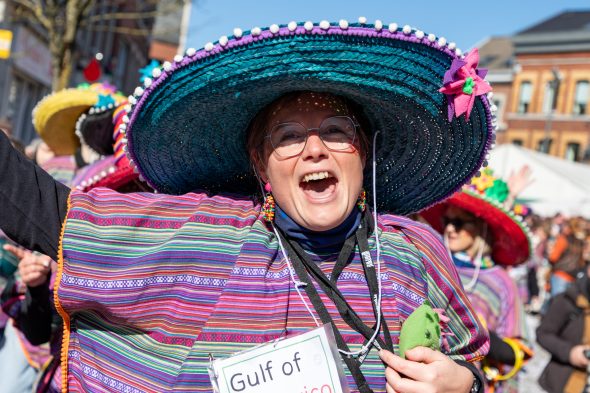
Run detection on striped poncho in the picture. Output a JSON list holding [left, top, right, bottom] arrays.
[[55, 189, 488, 392], [456, 264, 529, 393], [40, 156, 77, 187]]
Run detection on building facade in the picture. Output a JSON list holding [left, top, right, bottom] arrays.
[[0, 0, 159, 145], [503, 11, 590, 162], [477, 36, 515, 134]]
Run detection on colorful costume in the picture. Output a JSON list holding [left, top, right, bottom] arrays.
[[422, 169, 533, 393], [0, 19, 500, 392]]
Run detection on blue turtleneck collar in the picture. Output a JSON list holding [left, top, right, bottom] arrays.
[[274, 204, 361, 253]]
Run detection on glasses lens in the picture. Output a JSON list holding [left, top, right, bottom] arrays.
[[319, 117, 356, 151], [270, 123, 308, 157], [443, 217, 475, 230]]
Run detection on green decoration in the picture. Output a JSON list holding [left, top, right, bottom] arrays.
[[485, 179, 509, 203], [398, 301, 441, 359], [462, 77, 475, 94]]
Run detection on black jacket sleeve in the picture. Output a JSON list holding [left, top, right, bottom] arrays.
[[19, 280, 53, 345], [486, 330, 517, 364], [0, 131, 70, 260], [536, 293, 577, 364]]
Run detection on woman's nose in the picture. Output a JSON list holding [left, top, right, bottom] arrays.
[[301, 131, 328, 160]]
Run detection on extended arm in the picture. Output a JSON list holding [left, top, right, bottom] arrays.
[[0, 131, 69, 260]]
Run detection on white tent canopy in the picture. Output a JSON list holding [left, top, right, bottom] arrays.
[[489, 144, 590, 218]]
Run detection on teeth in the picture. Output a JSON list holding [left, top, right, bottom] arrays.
[[302, 171, 330, 183]]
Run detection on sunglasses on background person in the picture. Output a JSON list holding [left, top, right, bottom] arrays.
[[442, 216, 476, 231]]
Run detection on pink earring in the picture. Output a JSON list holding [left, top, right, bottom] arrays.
[[262, 182, 275, 222]]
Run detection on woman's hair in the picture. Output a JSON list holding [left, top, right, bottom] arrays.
[[476, 221, 494, 257], [246, 91, 371, 168]]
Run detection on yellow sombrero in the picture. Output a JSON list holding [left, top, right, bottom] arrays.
[[32, 88, 100, 155], [32, 83, 124, 156]]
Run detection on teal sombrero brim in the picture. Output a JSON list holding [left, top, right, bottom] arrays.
[[125, 22, 494, 214]]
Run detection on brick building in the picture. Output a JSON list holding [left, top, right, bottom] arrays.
[[502, 10, 590, 162]]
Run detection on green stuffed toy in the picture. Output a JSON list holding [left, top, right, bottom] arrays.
[[398, 301, 441, 359]]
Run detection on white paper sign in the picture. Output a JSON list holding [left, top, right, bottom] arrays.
[[209, 324, 350, 393]]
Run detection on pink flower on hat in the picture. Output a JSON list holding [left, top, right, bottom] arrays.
[[439, 48, 491, 121]]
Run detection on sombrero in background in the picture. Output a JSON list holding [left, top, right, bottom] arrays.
[[122, 18, 497, 214], [32, 83, 125, 156], [421, 168, 532, 265], [74, 95, 120, 157], [75, 102, 146, 192], [32, 88, 100, 156]]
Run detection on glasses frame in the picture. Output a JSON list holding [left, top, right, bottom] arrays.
[[265, 115, 360, 158]]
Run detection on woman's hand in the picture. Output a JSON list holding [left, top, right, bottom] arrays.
[[4, 244, 52, 287], [507, 165, 533, 198], [569, 345, 590, 368], [380, 347, 474, 393]]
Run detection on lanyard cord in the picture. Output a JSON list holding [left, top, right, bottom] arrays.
[[275, 213, 392, 393], [286, 214, 392, 353]]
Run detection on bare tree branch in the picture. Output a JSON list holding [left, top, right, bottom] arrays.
[[10, 0, 52, 29], [79, 24, 154, 37], [82, 6, 181, 23], [79, 0, 95, 16]]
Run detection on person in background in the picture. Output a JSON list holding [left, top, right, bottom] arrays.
[[1, 246, 61, 393], [422, 168, 533, 393], [537, 261, 590, 393], [549, 220, 585, 297], [523, 215, 549, 314]]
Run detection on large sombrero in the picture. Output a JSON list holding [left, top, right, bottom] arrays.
[[122, 19, 497, 214], [421, 168, 532, 265]]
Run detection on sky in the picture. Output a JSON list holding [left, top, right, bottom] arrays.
[[186, 0, 590, 52]]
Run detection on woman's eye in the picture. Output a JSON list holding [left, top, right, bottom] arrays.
[[326, 126, 345, 134], [280, 131, 300, 141], [274, 127, 305, 144], [323, 126, 352, 140]]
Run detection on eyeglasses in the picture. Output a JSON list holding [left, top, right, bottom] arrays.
[[266, 116, 358, 158], [442, 216, 476, 231]]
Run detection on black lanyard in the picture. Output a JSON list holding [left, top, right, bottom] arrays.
[[277, 213, 393, 393]]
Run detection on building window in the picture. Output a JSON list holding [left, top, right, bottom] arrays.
[[565, 142, 580, 161], [542, 80, 559, 114], [537, 138, 552, 153], [512, 139, 523, 146], [517, 81, 532, 113], [492, 94, 506, 128], [573, 81, 589, 115]]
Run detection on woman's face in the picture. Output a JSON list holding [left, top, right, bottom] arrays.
[[255, 95, 365, 231], [443, 206, 481, 254]]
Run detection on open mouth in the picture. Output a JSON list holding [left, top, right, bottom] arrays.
[[299, 171, 338, 199]]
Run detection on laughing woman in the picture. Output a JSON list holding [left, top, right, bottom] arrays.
[[0, 20, 495, 392]]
